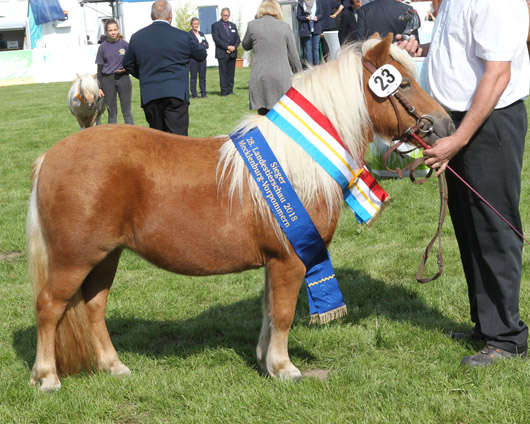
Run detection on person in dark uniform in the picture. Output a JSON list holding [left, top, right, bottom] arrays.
[[95, 18, 134, 124], [338, 0, 362, 45], [352, 0, 419, 41], [319, 0, 340, 59], [122, 0, 206, 135], [211, 7, 240, 96], [188, 17, 209, 98]]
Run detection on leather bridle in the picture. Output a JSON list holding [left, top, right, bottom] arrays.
[[362, 57, 435, 146], [362, 56, 446, 283], [76, 84, 98, 110]]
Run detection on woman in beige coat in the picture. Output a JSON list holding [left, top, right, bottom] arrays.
[[242, 0, 302, 115]]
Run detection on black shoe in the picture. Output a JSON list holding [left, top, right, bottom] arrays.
[[449, 328, 484, 342], [461, 344, 527, 367]]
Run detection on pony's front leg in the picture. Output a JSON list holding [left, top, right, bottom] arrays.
[[82, 249, 130, 377], [258, 258, 305, 380]]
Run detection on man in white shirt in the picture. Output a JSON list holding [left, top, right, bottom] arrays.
[[413, 0, 529, 366]]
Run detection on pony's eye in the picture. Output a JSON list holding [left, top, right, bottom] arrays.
[[400, 80, 411, 89]]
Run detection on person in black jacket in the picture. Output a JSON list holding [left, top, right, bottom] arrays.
[[352, 0, 419, 41], [296, 0, 323, 65], [338, 0, 362, 45], [319, 0, 340, 58], [211, 7, 240, 96], [122, 0, 206, 135], [188, 17, 209, 98]]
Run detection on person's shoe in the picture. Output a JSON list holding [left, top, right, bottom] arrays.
[[461, 344, 527, 367], [449, 328, 484, 342], [191, 96, 198, 99], [201, 95, 208, 98]]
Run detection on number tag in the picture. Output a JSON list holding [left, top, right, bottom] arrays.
[[368, 64, 402, 98]]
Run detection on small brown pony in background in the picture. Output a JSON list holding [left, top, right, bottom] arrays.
[[67, 73, 105, 129], [28, 35, 455, 392]]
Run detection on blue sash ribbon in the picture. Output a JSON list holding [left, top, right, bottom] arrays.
[[230, 128, 347, 323]]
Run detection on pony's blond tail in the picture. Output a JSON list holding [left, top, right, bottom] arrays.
[[27, 154, 99, 376], [27, 154, 48, 305]]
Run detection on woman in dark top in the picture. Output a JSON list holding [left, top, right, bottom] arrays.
[[95, 19, 134, 124], [297, 0, 323, 65], [188, 17, 209, 98]]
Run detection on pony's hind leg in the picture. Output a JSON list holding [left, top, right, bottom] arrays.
[[257, 257, 305, 380], [31, 267, 90, 391], [81, 248, 130, 377]]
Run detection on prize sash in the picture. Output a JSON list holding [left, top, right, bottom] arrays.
[[231, 128, 347, 324], [267, 88, 389, 224]]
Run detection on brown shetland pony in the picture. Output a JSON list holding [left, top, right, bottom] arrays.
[[27, 36, 455, 392]]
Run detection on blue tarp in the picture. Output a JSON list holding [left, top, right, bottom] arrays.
[[28, 3, 42, 49], [29, 0, 64, 26]]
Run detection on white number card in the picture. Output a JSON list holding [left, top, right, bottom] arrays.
[[368, 64, 402, 98]]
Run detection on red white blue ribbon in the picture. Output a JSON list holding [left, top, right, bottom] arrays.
[[266, 88, 389, 224]]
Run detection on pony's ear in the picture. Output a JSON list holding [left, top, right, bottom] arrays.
[[76, 72, 81, 79], [92, 73, 97, 80], [364, 33, 393, 68], [369, 32, 382, 41]]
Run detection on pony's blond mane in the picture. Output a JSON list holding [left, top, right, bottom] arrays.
[[77, 73, 100, 98], [218, 39, 416, 246]]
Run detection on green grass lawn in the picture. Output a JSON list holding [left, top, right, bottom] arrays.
[[0, 67, 529, 423]]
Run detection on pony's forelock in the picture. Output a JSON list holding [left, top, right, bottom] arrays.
[[78, 74, 100, 98], [361, 38, 418, 80]]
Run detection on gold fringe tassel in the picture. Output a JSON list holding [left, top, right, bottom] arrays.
[[309, 304, 348, 325]]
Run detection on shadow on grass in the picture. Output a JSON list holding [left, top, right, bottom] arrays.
[[13, 267, 462, 372]]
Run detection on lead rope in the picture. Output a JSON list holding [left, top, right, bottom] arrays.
[[411, 156, 447, 283], [408, 131, 530, 247]]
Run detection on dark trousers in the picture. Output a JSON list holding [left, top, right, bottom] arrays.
[[190, 59, 207, 98], [143, 97, 189, 136], [100, 73, 134, 124], [218, 57, 236, 95], [448, 100, 528, 353]]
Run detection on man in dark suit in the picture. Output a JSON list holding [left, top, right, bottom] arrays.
[[352, 0, 419, 41], [211, 7, 240, 96], [122, 0, 206, 135]]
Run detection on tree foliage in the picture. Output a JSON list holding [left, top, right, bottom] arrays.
[[173, 1, 197, 32]]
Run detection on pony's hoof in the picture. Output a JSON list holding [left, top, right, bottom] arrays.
[[278, 367, 302, 381], [109, 362, 131, 377], [31, 375, 61, 392], [271, 363, 302, 381]]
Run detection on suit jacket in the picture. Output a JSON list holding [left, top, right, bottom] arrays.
[[122, 21, 206, 106], [338, 6, 360, 45], [188, 30, 209, 62], [211, 19, 240, 60], [296, 0, 324, 38], [353, 0, 419, 41]]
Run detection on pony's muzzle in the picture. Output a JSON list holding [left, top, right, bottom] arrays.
[[423, 111, 456, 146], [417, 115, 434, 135]]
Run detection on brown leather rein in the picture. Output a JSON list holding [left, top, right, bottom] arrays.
[[362, 57, 447, 283]]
